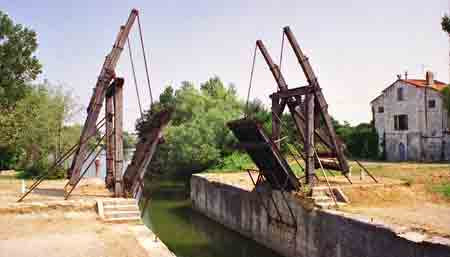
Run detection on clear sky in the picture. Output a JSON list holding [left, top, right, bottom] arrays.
[[2, 0, 449, 131]]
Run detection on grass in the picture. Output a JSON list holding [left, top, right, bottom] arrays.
[[205, 152, 255, 173], [433, 184, 450, 198], [201, 152, 450, 199]]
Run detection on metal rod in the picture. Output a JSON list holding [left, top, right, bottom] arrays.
[[136, 13, 153, 106], [313, 147, 338, 208], [18, 120, 106, 202], [265, 170, 297, 228], [127, 36, 144, 117], [245, 45, 258, 117], [65, 142, 104, 200], [245, 169, 271, 218], [354, 159, 378, 183]]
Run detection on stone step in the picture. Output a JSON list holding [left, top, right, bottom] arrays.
[[103, 204, 139, 211], [103, 216, 141, 223], [311, 188, 331, 197], [309, 196, 332, 203], [315, 201, 347, 209], [104, 210, 141, 220], [102, 199, 137, 206], [97, 198, 141, 223]]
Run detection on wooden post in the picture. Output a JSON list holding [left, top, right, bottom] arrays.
[[271, 95, 281, 149], [305, 92, 315, 185], [113, 78, 124, 197], [105, 92, 115, 190]]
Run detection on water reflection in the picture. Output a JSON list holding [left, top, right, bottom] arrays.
[[141, 180, 283, 257]]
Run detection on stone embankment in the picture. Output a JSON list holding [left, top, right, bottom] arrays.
[[191, 173, 450, 257]]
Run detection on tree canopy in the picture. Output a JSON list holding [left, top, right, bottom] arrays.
[[0, 11, 42, 108], [442, 15, 450, 35]]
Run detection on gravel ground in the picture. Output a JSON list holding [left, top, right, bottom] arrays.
[[0, 210, 149, 257]]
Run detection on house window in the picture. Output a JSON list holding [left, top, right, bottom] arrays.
[[428, 99, 436, 108], [378, 106, 384, 113], [394, 115, 408, 131], [397, 87, 404, 101]]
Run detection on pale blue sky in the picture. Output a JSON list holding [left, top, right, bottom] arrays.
[[2, 1, 449, 131]]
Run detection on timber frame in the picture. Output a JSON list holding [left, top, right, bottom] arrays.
[[256, 26, 350, 185], [68, 10, 138, 189]]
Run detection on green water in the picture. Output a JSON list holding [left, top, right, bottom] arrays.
[[141, 179, 283, 257]]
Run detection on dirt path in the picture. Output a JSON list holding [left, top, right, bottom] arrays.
[[0, 173, 175, 257], [0, 210, 148, 257]]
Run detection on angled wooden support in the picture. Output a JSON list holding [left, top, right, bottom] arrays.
[[123, 109, 173, 197], [68, 10, 138, 185], [256, 40, 333, 150], [283, 26, 350, 174]]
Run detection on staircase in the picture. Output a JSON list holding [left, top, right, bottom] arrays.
[[309, 186, 349, 209], [97, 198, 141, 222]]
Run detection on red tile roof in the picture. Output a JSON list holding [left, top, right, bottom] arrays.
[[370, 78, 449, 104], [402, 79, 448, 91]]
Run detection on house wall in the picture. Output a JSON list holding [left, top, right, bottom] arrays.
[[371, 80, 449, 161]]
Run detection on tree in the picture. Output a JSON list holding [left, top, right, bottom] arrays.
[[139, 77, 243, 178], [0, 81, 80, 177], [442, 15, 450, 34], [0, 11, 42, 108], [442, 87, 450, 128]]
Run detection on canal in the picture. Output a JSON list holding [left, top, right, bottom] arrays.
[[141, 179, 283, 257]]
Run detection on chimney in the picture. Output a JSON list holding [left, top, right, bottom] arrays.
[[426, 71, 434, 85]]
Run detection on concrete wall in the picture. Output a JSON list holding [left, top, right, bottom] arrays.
[[191, 175, 450, 257]]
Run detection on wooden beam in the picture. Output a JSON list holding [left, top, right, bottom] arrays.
[[113, 78, 124, 197], [270, 86, 313, 99], [68, 10, 138, 185], [305, 92, 315, 184], [105, 92, 115, 190], [123, 109, 173, 196], [272, 95, 282, 149], [283, 26, 350, 173], [257, 40, 333, 150], [235, 142, 270, 150]]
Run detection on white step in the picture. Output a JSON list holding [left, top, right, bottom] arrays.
[[97, 198, 141, 223], [103, 199, 137, 206], [310, 196, 332, 203], [103, 216, 141, 222], [103, 204, 139, 211], [104, 210, 141, 219], [316, 201, 347, 209]]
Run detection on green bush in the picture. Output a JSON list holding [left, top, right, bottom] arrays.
[[0, 147, 18, 170], [208, 152, 254, 172]]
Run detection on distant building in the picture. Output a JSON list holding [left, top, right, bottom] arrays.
[[370, 71, 450, 161]]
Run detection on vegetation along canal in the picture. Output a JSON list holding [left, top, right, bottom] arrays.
[[140, 179, 283, 257]]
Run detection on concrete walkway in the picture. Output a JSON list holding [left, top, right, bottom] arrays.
[[0, 173, 176, 257]]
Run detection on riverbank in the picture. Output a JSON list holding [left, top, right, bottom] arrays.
[[191, 173, 450, 257], [0, 172, 175, 257]]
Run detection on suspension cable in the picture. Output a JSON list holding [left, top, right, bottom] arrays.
[[136, 13, 153, 107], [245, 44, 258, 117], [127, 37, 144, 117]]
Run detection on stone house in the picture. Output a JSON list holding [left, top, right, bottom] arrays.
[[370, 71, 450, 161]]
